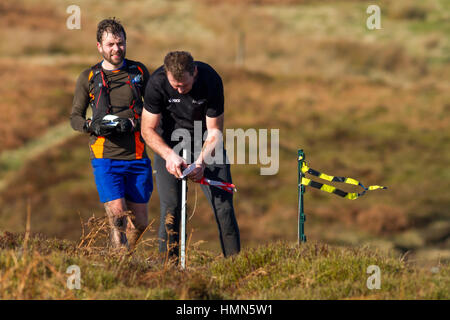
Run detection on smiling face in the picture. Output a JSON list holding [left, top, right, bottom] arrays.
[[167, 67, 197, 94], [97, 31, 126, 69]]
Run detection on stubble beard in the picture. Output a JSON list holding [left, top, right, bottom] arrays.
[[103, 49, 126, 68]]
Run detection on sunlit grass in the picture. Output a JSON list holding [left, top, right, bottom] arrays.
[[0, 233, 447, 299]]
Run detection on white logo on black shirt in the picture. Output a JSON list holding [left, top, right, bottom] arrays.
[[169, 98, 180, 103], [192, 99, 206, 105]]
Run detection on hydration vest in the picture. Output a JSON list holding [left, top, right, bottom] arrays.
[[88, 59, 144, 123]]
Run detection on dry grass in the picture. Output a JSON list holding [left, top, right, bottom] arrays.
[[384, 0, 433, 21], [0, 62, 73, 153], [0, 231, 448, 299], [314, 204, 409, 235], [0, 1, 62, 30], [199, 0, 368, 4]]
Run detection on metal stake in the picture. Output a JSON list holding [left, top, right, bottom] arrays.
[[298, 149, 306, 243], [180, 149, 187, 269]]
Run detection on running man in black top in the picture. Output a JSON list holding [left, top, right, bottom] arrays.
[[141, 51, 240, 260]]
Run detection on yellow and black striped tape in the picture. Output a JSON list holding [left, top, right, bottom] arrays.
[[299, 159, 387, 200]]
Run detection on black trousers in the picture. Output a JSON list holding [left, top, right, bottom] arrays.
[[153, 151, 241, 258]]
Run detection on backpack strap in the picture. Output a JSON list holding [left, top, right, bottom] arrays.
[[124, 60, 145, 120], [89, 62, 112, 122]]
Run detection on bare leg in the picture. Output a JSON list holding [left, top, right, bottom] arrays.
[[125, 201, 149, 251], [104, 198, 129, 249]]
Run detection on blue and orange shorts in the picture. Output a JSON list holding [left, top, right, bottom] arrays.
[[91, 158, 153, 203]]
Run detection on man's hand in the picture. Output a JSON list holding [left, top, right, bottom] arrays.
[[165, 151, 188, 179], [187, 161, 206, 182]]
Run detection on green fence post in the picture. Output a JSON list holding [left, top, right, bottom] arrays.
[[298, 149, 306, 243]]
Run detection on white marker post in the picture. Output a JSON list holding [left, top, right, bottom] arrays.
[[180, 149, 187, 270]]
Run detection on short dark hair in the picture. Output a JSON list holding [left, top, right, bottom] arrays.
[[163, 51, 195, 81], [96, 18, 126, 43]]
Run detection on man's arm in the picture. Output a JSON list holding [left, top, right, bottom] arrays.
[[194, 67, 224, 166], [141, 108, 187, 178], [197, 113, 223, 164], [70, 70, 91, 133], [188, 113, 224, 181]]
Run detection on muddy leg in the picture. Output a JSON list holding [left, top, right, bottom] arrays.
[[104, 198, 129, 249], [125, 201, 149, 252]]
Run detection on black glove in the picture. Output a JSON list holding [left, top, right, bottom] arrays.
[[90, 118, 116, 136], [115, 118, 135, 134]]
